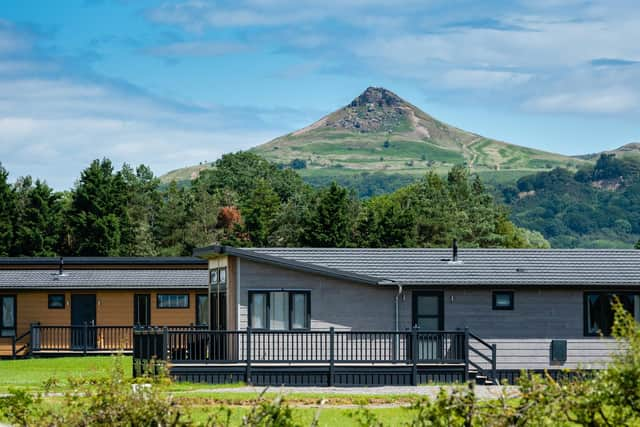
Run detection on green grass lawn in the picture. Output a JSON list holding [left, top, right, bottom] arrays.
[[0, 356, 131, 392], [187, 406, 415, 426], [0, 357, 434, 426]]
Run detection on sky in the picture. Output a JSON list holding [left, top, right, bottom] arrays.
[[0, 0, 639, 189]]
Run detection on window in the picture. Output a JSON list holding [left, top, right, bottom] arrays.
[[1, 295, 16, 337], [196, 294, 208, 326], [157, 294, 189, 309], [493, 291, 514, 310], [248, 291, 310, 330], [585, 292, 639, 336], [210, 267, 227, 285], [48, 294, 65, 309]]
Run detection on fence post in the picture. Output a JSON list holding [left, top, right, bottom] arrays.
[[83, 322, 88, 356], [163, 326, 170, 362], [463, 327, 470, 382], [246, 327, 252, 385], [11, 334, 16, 359], [411, 327, 418, 386], [28, 323, 35, 357], [491, 343, 497, 384], [329, 327, 335, 386]]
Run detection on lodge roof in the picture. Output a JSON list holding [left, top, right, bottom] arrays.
[[0, 257, 206, 267], [196, 246, 640, 287], [0, 257, 208, 289]]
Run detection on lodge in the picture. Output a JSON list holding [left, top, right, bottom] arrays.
[[0, 257, 208, 357], [2, 246, 640, 386]]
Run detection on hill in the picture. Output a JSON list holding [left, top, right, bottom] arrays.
[[501, 154, 640, 248], [251, 87, 584, 178], [576, 142, 640, 161], [160, 87, 586, 185]]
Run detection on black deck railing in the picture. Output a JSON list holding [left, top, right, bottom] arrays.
[[133, 327, 495, 385], [11, 324, 207, 358]]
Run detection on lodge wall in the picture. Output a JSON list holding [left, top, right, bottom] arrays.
[[234, 258, 624, 371], [0, 289, 204, 356]]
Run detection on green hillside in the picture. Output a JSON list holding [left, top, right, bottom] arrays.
[[160, 87, 587, 185], [500, 154, 640, 248], [252, 87, 584, 177]]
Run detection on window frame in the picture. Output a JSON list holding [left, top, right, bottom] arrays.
[[248, 290, 310, 330], [583, 291, 638, 337], [48, 294, 65, 310], [156, 293, 190, 309], [492, 291, 514, 311], [195, 294, 208, 326], [0, 295, 17, 337]]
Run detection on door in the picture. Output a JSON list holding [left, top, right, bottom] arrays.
[[134, 294, 151, 327], [412, 292, 444, 360], [210, 292, 226, 330], [207, 292, 226, 360], [71, 294, 96, 349], [412, 292, 444, 330]]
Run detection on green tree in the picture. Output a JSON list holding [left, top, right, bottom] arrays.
[[69, 159, 131, 256], [242, 179, 280, 246], [635, 239, 640, 249], [183, 180, 224, 250], [198, 151, 305, 203], [0, 164, 15, 256], [11, 177, 62, 256], [304, 182, 354, 247], [154, 181, 190, 255], [119, 164, 161, 256]]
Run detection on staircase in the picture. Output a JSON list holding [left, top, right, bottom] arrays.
[[466, 331, 497, 385], [11, 329, 31, 359]]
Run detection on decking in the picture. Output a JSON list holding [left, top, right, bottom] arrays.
[[133, 328, 498, 386]]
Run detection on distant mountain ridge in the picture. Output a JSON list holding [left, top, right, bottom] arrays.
[[250, 87, 584, 179], [576, 142, 640, 160], [160, 87, 598, 184]]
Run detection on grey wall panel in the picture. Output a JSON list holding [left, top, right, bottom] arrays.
[[237, 260, 623, 369], [238, 259, 410, 331]]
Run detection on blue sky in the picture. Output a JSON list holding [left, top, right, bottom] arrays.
[[1, 0, 639, 189]]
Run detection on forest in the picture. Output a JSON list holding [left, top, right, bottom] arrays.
[[0, 152, 549, 257], [503, 154, 640, 248]]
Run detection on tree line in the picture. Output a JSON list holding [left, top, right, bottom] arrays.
[[503, 153, 640, 248], [0, 152, 548, 257]]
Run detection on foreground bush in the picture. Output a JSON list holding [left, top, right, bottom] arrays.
[[0, 357, 185, 426], [352, 301, 640, 426], [1, 302, 639, 426]]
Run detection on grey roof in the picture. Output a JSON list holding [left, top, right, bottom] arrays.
[[0, 269, 208, 289], [0, 256, 206, 266], [201, 247, 640, 287]]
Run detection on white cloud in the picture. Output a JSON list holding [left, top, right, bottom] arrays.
[[0, 25, 292, 189], [144, 41, 251, 57], [440, 69, 533, 89], [524, 89, 638, 114]]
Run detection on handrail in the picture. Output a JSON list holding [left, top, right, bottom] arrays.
[[469, 332, 493, 350], [11, 329, 31, 359], [467, 331, 497, 384], [469, 345, 493, 364]]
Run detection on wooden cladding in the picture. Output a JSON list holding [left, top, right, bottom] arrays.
[[0, 289, 201, 356]]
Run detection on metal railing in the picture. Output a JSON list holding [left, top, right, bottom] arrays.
[[133, 327, 485, 385]]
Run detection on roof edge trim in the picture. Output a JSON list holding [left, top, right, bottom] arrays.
[[194, 245, 381, 286]]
